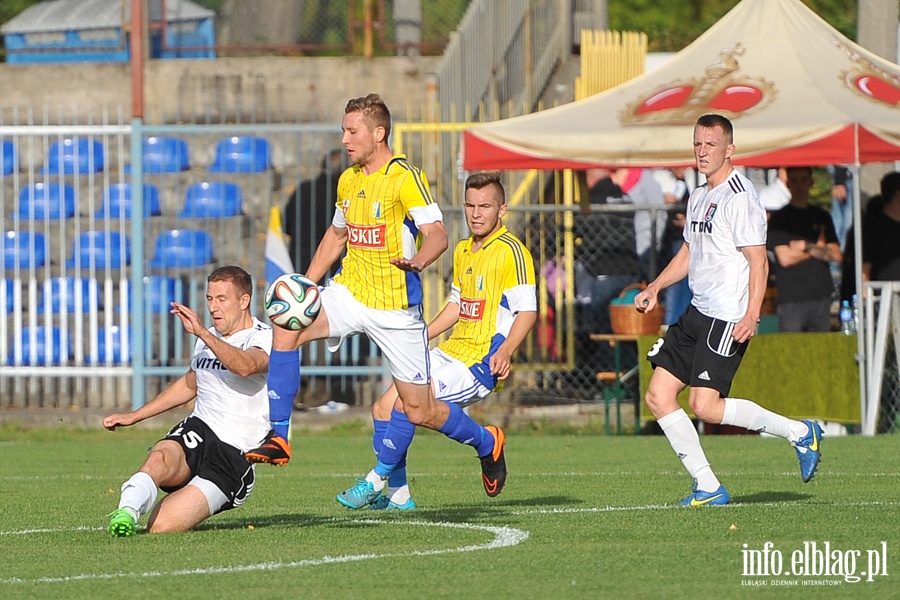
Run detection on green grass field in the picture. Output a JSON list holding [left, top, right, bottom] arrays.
[[1, 424, 898, 599]]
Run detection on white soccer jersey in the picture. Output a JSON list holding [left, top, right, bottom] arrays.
[[190, 317, 273, 452], [683, 169, 767, 322]]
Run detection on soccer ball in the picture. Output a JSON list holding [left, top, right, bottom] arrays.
[[264, 273, 322, 331]]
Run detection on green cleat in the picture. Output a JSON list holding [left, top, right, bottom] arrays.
[[108, 508, 136, 537]]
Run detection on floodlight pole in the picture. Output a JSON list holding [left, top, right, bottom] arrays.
[[129, 0, 147, 410]]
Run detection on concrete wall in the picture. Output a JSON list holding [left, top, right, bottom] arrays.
[[0, 56, 440, 124]]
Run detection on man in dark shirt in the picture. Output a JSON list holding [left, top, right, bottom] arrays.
[[863, 171, 900, 283], [767, 167, 842, 332], [283, 149, 344, 273]]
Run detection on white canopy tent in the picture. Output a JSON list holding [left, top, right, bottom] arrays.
[[464, 0, 900, 434]]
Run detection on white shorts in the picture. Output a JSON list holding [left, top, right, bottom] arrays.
[[320, 281, 429, 384], [430, 347, 492, 407]]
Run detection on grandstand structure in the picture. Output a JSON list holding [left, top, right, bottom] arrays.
[[0, 0, 577, 414]]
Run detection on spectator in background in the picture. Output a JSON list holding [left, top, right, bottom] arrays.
[[576, 169, 643, 333], [654, 167, 697, 324], [831, 166, 853, 252], [767, 167, 842, 332], [283, 149, 344, 272], [614, 168, 667, 280], [283, 149, 370, 409], [758, 167, 790, 214], [862, 171, 900, 284]]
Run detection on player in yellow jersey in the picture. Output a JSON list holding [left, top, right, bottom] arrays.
[[247, 95, 510, 506], [356, 170, 537, 509]]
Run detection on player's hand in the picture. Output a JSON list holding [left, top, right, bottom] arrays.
[[732, 314, 758, 343], [634, 288, 658, 313], [390, 258, 424, 273], [489, 349, 513, 380], [170, 302, 203, 335], [102, 413, 135, 431]]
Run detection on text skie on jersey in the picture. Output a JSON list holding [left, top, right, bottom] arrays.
[[459, 297, 486, 321], [347, 223, 386, 249]]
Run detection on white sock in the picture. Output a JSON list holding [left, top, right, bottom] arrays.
[[722, 398, 807, 442], [658, 409, 721, 492], [364, 470, 387, 492], [118, 471, 158, 519], [387, 485, 411, 505]]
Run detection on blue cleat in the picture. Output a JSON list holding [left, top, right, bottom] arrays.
[[681, 481, 730, 507], [336, 478, 382, 510], [793, 420, 824, 483], [370, 495, 417, 511]]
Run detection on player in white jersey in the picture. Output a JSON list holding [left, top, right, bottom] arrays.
[[103, 266, 272, 536], [634, 114, 824, 507]]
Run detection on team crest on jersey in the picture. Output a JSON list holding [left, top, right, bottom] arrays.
[[373, 201, 382, 219], [341, 198, 350, 213], [477, 276, 484, 292], [704, 203, 718, 221]]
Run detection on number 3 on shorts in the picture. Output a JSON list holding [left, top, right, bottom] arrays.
[[647, 337, 665, 358]]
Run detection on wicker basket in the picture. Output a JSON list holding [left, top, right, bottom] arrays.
[[608, 283, 664, 335]]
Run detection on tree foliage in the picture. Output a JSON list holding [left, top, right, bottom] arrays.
[[609, 0, 858, 52]]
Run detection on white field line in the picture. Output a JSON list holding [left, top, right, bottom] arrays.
[[0, 518, 528, 584], [5, 471, 900, 481], [3, 499, 899, 584]]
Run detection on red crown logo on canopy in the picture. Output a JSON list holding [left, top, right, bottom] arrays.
[[621, 44, 775, 126], [837, 39, 900, 108]]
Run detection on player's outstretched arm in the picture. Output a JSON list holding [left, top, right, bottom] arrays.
[[392, 221, 448, 273], [427, 300, 460, 341], [102, 371, 197, 431], [306, 225, 348, 283], [171, 302, 268, 377], [489, 310, 538, 380]]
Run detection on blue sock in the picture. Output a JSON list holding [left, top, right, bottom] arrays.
[[267, 349, 299, 439], [372, 418, 388, 456], [374, 409, 416, 477], [439, 402, 494, 457], [388, 463, 408, 489], [373, 418, 408, 488]]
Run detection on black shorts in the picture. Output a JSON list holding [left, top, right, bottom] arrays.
[[646, 304, 748, 397], [160, 416, 255, 514]]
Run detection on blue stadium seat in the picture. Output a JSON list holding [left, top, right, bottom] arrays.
[[2, 231, 47, 268], [16, 183, 77, 219], [66, 231, 131, 269], [122, 276, 183, 313], [3, 279, 14, 313], [38, 277, 101, 314], [208, 136, 272, 173], [125, 137, 190, 173], [1, 140, 16, 175], [96, 183, 162, 218], [149, 229, 215, 268], [94, 325, 132, 364], [178, 181, 243, 218], [43, 138, 104, 174], [7, 326, 71, 366]]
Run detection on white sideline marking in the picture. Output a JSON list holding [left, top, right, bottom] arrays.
[[0, 518, 528, 584]]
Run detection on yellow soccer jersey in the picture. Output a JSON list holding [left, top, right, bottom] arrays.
[[332, 155, 440, 310], [438, 225, 537, 367]]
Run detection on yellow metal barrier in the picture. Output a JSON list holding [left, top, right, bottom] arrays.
[[575, 30, 647, 100]]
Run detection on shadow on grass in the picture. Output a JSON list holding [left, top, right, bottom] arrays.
[[194, 513, 333, 531], [732, 491, 813, 504]]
